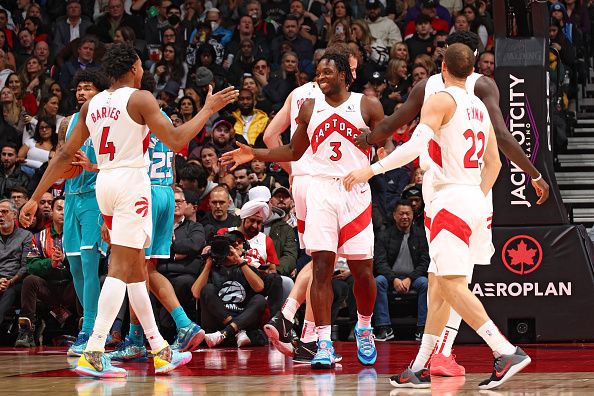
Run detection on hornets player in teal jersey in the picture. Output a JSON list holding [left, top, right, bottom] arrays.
[[60, 70, 110, 357], [108, 75, 204, 361]]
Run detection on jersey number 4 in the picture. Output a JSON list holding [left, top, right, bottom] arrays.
[[99, 127, 115, 160], [463, 129, 485, 168]]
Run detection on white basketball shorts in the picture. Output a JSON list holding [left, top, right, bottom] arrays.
[[96, 167, 152, 249], [303, 177, 373, 260], [426, 185, 491, 277]]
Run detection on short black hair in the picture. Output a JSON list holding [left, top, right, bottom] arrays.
[[446, 31, 480, 53], [73, 69, 109, 92], [1, 142, 19, 153], [51, 195, 65, 209], [178, 163, 207, 189], [233, 164, 253, 176], [318, 53, 353, 87], [393, 199, 413, 212], [101, 43, 139, 81]]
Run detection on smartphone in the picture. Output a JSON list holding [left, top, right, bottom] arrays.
[[333, 269, 341, 276], [437, 41, 446, 48]]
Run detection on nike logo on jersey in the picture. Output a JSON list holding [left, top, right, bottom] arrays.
[[317, 109, 326, 113]]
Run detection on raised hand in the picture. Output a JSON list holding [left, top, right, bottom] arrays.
[[203, 85, 240, 114], [19, 199, 38, 228], [343, 167, 374, 192], [219, 142, 255, 171]]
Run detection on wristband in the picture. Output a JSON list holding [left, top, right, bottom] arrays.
[[238, 261, 247, 268], [532, 173, 542, 182]]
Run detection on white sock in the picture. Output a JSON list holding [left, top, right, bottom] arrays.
[[436, 308, 462, 357], [301, 320, 317, 343], [357, 312, 372, 328], [316, 325, 331, 341], [281, 297, 300, 322], [477, 320, 516, 356], [410, 334, 439, 371], [127, 281, 166, 352], [86, 277, 127, 352]]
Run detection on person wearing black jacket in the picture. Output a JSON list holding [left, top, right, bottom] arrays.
[[157, 190, 206, 316], [372, 199, 429, 341]]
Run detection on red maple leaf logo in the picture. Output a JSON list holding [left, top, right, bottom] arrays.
[[507, 240, 537, 267], [501, 235, 543, 275]]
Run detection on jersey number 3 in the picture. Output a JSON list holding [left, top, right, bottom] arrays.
[[329, 142, 342, 161], [463, 129, 485, 168], [99, 126, 116, 160]]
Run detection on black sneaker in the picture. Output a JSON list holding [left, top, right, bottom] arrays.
[[293, 340, 343, 364], [264, 312, 294, 356], [478, 347, 531, 390], [389, 367, 431, 388], [375, 326, 394, 342], [15, 318, 35, 348]]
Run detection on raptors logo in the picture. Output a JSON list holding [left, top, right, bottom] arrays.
[[501, 234, 543, 275], [135, 197, 149, 217]]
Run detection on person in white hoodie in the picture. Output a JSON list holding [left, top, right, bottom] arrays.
[[365, 0, 402, 48]]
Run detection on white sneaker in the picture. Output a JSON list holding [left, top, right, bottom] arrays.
[[236, 330, 251, 347], [205, 331, 225, 348]]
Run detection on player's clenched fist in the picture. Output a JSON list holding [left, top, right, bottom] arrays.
[[19, 199, 38, 228]]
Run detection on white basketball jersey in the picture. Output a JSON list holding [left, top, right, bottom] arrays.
[[306, 93, 371, 177], [86, 87, 149, 170], [290, 82, 323, 176], [420, 72, 482, 172], [429, 86, 491, 188]]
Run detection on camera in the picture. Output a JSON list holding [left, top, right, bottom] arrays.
[[203, 231, 249, 267]]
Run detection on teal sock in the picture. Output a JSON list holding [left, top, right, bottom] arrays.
[[129, 323, 144, 346], [171, 306, 192, 330], [81, 249, 100, 334]]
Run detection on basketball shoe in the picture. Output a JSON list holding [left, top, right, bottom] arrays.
[[236, 330, 251, 347], [171, 322, 205, 352], [311, 340, 335, 369], [264, 311, 294, 356], [75, 351, 127, 378], [478, 347, 531, 390], [293, 340, 343, 364], [354, 324, 377, 365], [153, 342, 193, 375], [14, 318, 35, 348], [67, 331, 90, 357], [430, 353, 466, 376], [106, 337, 148, 362], [389, 367, 431, 388]]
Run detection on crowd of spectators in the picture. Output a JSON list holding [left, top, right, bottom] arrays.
[[0, 0, 589, 346]]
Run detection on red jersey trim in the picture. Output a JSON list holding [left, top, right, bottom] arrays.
[[430, 209, 471, 246], [338, 204, 372, 248]]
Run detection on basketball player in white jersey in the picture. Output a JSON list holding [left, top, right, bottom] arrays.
[[352, 31, 549, 377], [222, 53, 384, 369], [262, 43, 358, 363], [345, 44, 531, 390], [19, 44, 239, 378]]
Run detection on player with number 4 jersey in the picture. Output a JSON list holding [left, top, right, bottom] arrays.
[[19, 44, 239, 378]]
